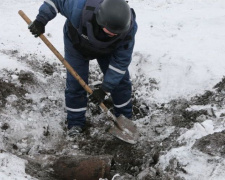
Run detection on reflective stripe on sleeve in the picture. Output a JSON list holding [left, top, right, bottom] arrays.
[[44, 0, 59, 13], [109, 65, 126, 75], [66, 107, 86, 112], [114, 98, 131, 108]]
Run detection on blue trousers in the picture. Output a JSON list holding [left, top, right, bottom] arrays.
[[64, 32, 132, 129]]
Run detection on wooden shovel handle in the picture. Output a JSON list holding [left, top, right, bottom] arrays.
[[18, 10, 111, 115]]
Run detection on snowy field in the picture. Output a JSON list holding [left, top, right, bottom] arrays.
[[1, 0, 225, 179]]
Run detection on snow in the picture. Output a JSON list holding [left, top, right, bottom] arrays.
[[157, 119, 225, 180], [1, 0, 225, 179], [0, 153, 36, 180], [131, 0, 225, 102]]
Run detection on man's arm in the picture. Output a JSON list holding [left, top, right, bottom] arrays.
[[36, 0, 85, 26], [102, 21, 138, 93], [35, 1, 58, 26], [28, 0, 85, 37]]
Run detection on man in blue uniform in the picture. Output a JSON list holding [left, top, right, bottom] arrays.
[[29, 0, 138, 137]]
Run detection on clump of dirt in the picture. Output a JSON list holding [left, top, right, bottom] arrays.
[[0, 79, 27, 108], [192, 130, 225, 157], [172, 109, 209, 128], [190, 77, 225, 107], [42, 62, 56, 76], [1, 123, 10, 130], [163, 158, 187, 180], [214, 76, 225, 92], [191, 90, 214, 106], [132, 100, 149, 120], [24, 157, 59, 180], [161, 98, 215, 129], [18, 71, 35, 84]]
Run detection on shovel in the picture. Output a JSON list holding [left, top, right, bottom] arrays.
[[18, 10, 138, 144]]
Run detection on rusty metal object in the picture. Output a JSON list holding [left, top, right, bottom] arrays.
[[53, 155, 113, 180]]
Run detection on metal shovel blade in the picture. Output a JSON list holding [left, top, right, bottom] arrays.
[[108, 115, 139, 144]]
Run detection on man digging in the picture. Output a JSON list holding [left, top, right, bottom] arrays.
[[28, 0, 138, 138]]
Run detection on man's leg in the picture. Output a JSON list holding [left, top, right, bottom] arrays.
[[111, 71, 132, 119], [97, 58, 132, 119], [64, 35, 89, 130]]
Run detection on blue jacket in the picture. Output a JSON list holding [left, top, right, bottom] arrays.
[[36, 0, 138, 92]]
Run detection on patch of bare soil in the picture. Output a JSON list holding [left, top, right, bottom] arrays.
[[0, 79, 28, 108], [193, 130, 225, 157]]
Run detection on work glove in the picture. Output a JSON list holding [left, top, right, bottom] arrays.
[[28, 20, 45, 38], [89, 87, 107, 104]]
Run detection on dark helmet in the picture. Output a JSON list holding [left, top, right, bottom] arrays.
[[96, 0, 131, 34]]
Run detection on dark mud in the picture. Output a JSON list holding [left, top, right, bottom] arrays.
[[193, 130, 225, 157], [18, 71, 35, 84], [24, 158, 58, 180], [0, 79, 28, 108]]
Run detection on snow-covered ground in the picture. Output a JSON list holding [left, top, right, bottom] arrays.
[[1, 0, 225, 179], [132, 0, 225, 102]]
